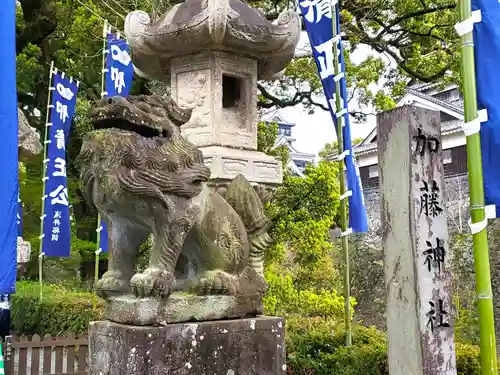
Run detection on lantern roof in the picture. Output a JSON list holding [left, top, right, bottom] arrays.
[[124, 0, 301, 81]]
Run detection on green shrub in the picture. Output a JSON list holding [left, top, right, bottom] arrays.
[[456, 343, 481, 375], [11, 281, 104, 336], [9, 282, 483, 375], [286, 317, 481, 375], [21, 234, 99, 285], [263, 264, 354, 319]]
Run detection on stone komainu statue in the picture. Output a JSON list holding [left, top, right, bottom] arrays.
[[77, 94, 272, 301]]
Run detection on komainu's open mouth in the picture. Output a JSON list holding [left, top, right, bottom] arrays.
[[92, 117, 168, 138], [88, 96, 171, 139]]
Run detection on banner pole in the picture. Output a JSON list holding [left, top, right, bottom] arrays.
[[330, 4, 352, 346], [94, 20, 109, 287], [457, 0, 498, 371], [38, 61, 55, 301], [95, 223, 101, 285]]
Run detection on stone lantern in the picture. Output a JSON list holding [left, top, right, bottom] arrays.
[[124, 0, 301, 186]]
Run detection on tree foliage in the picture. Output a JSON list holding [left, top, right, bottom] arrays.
[[319, 137, 364, 159], [260, 138, 345, 315], [257, 121, 290, 170], [15, 0, 460, 121]]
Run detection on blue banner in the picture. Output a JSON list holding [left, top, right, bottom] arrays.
[[99, 32, 134, 252], [0, 0, 19, 294], [105, 33, 134, 97], [298, 0, 368, 232], [472, 0, 500, 217], [42, 72, 78, 257], [17, 195, 23, 237], [98, 221, 108, 253]]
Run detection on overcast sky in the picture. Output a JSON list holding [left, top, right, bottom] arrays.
[[279, 32, 392, 156]]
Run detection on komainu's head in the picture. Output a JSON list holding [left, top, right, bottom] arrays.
[[79, 94, 210, 200], [88, 94, 191, 139]]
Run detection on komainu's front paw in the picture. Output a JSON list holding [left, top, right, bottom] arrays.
[[197, 270, 238, 296], [130, 267, 175, 298], [95, 270, 129, 298]]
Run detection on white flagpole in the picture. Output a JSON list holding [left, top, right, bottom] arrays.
[[95, 20, 110, 286], [38, 61, 55, 301]]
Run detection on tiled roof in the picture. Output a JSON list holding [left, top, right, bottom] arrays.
[[409, 82, 442, 92], [406, 88, 464, 114], [347, 82, 465, 158], [441, 119, 463, 133], [354, 142, 377, 155], [261, 108, 295, 126], [450, 98, 464, 110]]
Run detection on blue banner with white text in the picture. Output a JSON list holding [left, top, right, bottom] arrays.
[[299, 0, 368, 232], [0, 0, 19, 294], [472, 0, 500, 217], [99, 32, 134, 252], [42, 72, 78, 257], [105, 33, 134, 97]]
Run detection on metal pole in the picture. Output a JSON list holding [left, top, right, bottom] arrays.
[[331, 3, 352, 346], [457, 0, 498, 371]]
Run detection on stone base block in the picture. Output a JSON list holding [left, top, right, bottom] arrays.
[[104, 293, 263, 325], [201, 146, 283, 185], [88, 317, 286, 375]]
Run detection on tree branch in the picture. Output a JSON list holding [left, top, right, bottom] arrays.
[[348, 85, 358, 104], [342, 3, 456, 82], [257, 83, 329, 111], [17, 0, 58, 53], [374, 4, 456, 40], [346, 23, 449, 82]]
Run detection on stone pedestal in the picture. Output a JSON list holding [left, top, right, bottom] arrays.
[[88, 317, 286, 375], [104, 293, 264, 326]]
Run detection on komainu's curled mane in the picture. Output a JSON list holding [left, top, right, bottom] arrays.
[[78, 94, 270, 301]]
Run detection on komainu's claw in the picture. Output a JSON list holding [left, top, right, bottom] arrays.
[[130, 268, 175, 298], [94, 270, 130, 298]]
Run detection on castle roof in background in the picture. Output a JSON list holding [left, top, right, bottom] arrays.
[[261, 108, 296, 126], [261, 108, 315, 177]]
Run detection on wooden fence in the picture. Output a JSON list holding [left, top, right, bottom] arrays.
[[2, 334, 88, 375]]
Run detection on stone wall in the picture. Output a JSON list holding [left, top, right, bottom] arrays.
[[363, 174, 470, 236], [359, 174, 500, 353], [352, 174, 471, 328]]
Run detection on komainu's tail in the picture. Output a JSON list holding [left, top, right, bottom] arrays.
[[223, 174, 271, 277]]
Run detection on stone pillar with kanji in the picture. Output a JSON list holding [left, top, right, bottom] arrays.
[[378, 106, 457, 375]]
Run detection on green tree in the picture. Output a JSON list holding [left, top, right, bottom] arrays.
[[319, 137, 364, 159], [257, 121, 290, 171], [260, 135, 346, 316]]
